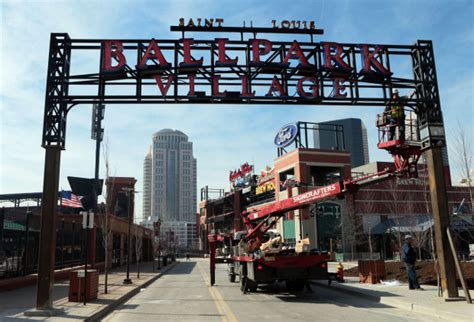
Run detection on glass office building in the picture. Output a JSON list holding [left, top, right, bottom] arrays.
[[314, 118, 369, 168]]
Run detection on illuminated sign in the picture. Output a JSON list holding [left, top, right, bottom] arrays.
[[229, 163, 254, 190], [256, 181, 276, 195], [274, 123, 298, 148]]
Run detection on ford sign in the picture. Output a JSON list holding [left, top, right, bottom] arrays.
[[274, 123, 298, 148]]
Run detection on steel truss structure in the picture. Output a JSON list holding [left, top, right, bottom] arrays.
[[42, 32, 443, 150], [36, 27, 458, 311]]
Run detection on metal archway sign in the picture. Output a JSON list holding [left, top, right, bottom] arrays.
[[36, 22, 456, 311]]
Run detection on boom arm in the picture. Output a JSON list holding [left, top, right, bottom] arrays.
[[242, 167, 395, 245]]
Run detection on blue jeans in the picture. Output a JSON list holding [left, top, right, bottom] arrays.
[[405, 263, 420, 289], [388, 116, 405, 141]]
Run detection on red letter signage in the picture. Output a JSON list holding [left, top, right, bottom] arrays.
[[216, 38, 238, 66], [251, 39, 272, 65], [359, 44, 392, 76], [332, 78, 347, 97], [153, 75, 175, 96], [187, 74, 196, 96], [102, 41, 126, 72], [137, 39, 170, 69], [240, 75, 255, 97], [297, 77, 319, 99], [266, 76, 286, 97], [180, 38, 203, 67], [212, 75, 226, 97], [323, 42, 351, 72], [282, 41, 310, 67]]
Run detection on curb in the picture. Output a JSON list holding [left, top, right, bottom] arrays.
[[312, 281, 471, 322], [85, 261, 178, 322]]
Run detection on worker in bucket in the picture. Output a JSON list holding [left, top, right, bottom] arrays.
[[402, 235, 423, 290], [385, 89, 415, 141]]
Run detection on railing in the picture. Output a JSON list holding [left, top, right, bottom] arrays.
[[376, 110, 419, 146], [335, 252, 381, 262], [0, 250, 86, 279]]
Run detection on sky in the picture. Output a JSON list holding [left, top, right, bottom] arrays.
[[1, 0, 473, 221]]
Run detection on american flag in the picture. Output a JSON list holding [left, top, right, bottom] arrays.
[[61, 191, 83, 208]]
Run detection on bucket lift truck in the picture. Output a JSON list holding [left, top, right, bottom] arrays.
[[208, 109, 422, 293]]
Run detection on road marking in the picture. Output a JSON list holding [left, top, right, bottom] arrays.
[[197, 261, 238, 322]]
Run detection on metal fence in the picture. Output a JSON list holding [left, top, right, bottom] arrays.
[[335, 252, 381, 262]]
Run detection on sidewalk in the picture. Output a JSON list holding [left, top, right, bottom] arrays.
[[314, 276, 473, 321], [0, 260, 177, 321]]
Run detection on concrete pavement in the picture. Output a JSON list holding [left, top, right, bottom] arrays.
[[105, 258, 444, 322], [314, 276, 474, 322], [2, 258, 469, 321], [0, 260, 176, 321]]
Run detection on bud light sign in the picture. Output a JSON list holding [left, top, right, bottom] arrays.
[[274, 123, 298, 148]]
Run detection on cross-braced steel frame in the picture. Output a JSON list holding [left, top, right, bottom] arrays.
[[36, 30, 458, 311], [41, 33, 444, 149]]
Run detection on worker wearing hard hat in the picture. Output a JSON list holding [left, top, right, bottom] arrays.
[[385, 89, 416, 141], [401, 235, 423, 290]]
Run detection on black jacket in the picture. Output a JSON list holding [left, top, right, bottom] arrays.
[[402, 242, 417, 264]]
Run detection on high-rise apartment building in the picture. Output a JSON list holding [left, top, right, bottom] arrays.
[[314, 118, 370, 168], [142, 129, 197, 227]]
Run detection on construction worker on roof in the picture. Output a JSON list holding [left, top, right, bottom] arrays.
[[385, 89, 416, 141]]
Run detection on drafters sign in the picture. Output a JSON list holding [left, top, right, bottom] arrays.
[[101, 37, 393, 100]]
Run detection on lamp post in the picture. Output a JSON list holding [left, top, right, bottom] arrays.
[[122, 187, 134, 284], [23, 210, 32, 276]]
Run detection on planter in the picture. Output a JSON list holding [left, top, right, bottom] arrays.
[[358, 260, 385, 284], [68, 269, 99, 302]]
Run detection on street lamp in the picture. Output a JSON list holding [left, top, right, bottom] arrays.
[[122, 187, 139, 284], [154, 218, 162, 270]]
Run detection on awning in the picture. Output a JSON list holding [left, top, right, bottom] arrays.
[[371, 215, 433, 235]]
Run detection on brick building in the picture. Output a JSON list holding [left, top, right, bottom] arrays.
[[0, 177, 153, 286]]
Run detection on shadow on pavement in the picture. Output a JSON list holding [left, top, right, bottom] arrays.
[[246, 282, 397, 309], [116, 303, 139, 310], [3, 312, 87, 321], [165, 261, 195, 274]]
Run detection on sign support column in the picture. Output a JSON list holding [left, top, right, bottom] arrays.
[[36, 146, 62, 311], [426, 147, 458, 298]]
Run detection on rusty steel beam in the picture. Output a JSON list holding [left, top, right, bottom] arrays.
[[426, 147, 458, 298], [36, 146, 62, 310]]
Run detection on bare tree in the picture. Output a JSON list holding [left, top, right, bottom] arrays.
[[341, 194, 365, 260], [134, 227, 143, 279], [98, 137, 113, 294], [357, 190, 380, 258], [417, 164, 436, 260], [384, 179, 404, 258], [450, 121, 473, 210]]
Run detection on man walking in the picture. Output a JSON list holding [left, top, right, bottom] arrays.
[[402, 235, 423, 290]]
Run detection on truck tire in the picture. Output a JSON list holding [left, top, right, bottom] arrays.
[[240, 276, 248, 294], [229, 273, 236, 283], [247, 279, 258, 292], [228, 265, 236, 283], [286, 279, 306, 292], [240, 263, 247, 293]]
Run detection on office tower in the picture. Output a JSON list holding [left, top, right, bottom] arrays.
[[142, 129, 197, 226], [315, 118, 369, 168]]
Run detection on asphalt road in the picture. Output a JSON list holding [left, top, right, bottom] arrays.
[[104, 258, 441, 322]]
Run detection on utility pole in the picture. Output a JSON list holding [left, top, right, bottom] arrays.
[[84, 103, 105, 303]]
